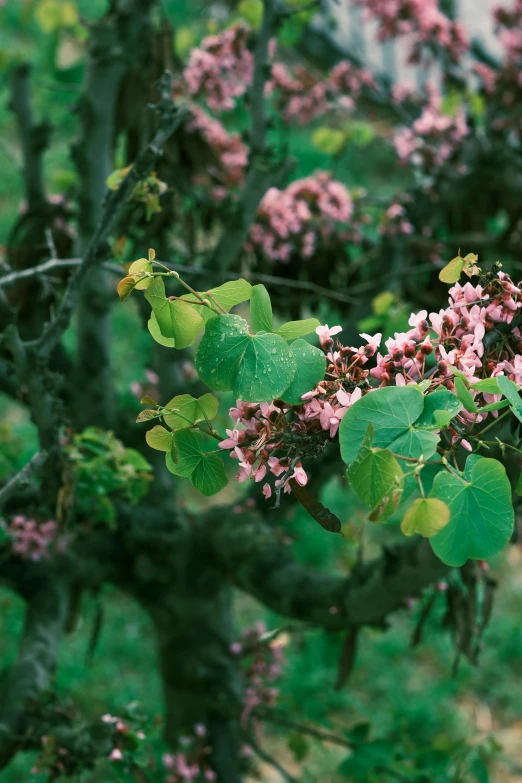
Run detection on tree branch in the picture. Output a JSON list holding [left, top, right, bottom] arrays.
[[0, 581, 69, 768], [210, 510, 448, 630], [0, 452, 47, 509], [210, 0, 294, 270], [34, 90, 188, 359], [8, 64, 51, 210]]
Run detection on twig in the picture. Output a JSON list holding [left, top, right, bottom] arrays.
[[0, 257, 358, 305], [34, 85, 188, 358], [242, 731, 299, 783], [0, 451, 48, 509], [257, 709, 353, 748]]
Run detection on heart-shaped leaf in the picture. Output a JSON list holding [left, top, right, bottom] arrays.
[[165, 430, 228, 495], [148, 312, 175, 347], [195, 314, 296, 402], [145, 277, 203, 347], [145, 425, 173, 452], [163, 393, 219, 430], [281, 339, 326, 405], [414, 389, 462, 430], [339, 386, 439, 466], [347, 424, 403, 522], [429, 454, 514, 566], [129, 255, 153, 290], [401, 497, 451, 538]]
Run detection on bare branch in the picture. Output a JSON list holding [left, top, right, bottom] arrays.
[[0, 452, 48, 509], [210, 509, 448, 630], [8, 64, 51, 209], [34, 91, 188, 359]]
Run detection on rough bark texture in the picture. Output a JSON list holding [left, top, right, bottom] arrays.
[[72, 0, 156, 429]]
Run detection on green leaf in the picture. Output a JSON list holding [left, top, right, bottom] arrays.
[[454, 377, 478, 413], [163, 393, 219, 430], [497, 375, 522, 423], [347, 424, 403, 522], [287, 733, 309, 763], [311, 126, 346, 155], [400, 497, 451, 538], [479, 399, 510, 412], [281, 339, 326, 405], [449, 367, 471, 384], [275, 318, 321, 341], [195, 314, 296, 402], [124, 449, 152, 472], [166, 429, 228, 495], [191, 453, 228, 496], [516, 472, 522, 496], [429, 455, 514, 566], [147, 312, 175, 347], [470, 378, 502, 394], [339, 386, 439, 466], [128, 257, 153, 290], [145, 425, 173, 452], [144, 277, 203, 347], [182, 278, 253, 324], [117, 275, 137, 301], [250, 284, 273, 333], [414, 389, 462, 430]]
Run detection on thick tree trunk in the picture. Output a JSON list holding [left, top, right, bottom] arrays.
[[144, 583, 244, 782], [72, 0, 156, 429]]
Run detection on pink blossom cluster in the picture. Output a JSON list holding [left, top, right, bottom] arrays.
[[246, 172, 353, 262], [494, 0, 522, 62], [102, 713, 146, 764], [370, 271, 522, 447], [183, 23, 253, 112], [187, 107, 248, 199], [163, 724, 216, 782], [380, 201, 414, 237], [230, 622, 285, 725], [3, 515, 59, 561], [353, 0, 468, 63], [221, 267, 522, 492], [267, 60, 374, 124], [473, 2, 522, 137], [394, 92, 469, 169], [219, 325, 381, 498]]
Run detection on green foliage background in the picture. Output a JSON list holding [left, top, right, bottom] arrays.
[[1, 2, 522, 782]]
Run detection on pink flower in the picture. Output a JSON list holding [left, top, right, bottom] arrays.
[[290, 464, 308, 486], [262, 483, 272, 499], [336, 387, 362, 407], [109, 748, 123, 762], [319, 402, 347, 437], [316, 323, 342, 344]]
